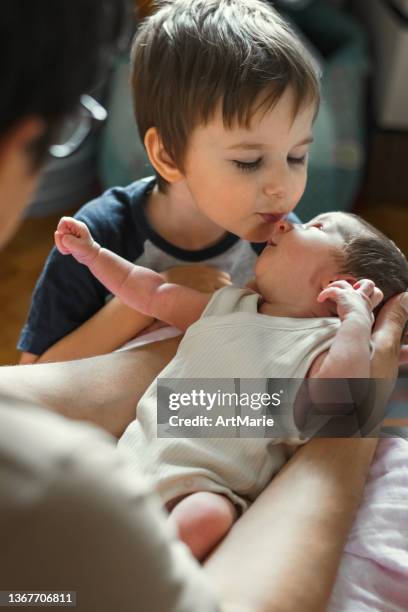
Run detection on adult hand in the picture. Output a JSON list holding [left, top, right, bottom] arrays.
[[371, 291, 408, 377], [358, 291, 408, 436]]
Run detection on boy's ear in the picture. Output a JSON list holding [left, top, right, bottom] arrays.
[[144, 127, 184, 183]]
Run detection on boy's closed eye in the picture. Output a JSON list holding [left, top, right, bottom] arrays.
[[232, 155, 307, 173]]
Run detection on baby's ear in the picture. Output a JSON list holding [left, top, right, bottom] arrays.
[[327, 273, 358, 287]]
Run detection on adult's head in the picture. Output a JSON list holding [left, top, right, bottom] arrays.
[[0, 0, 127, 248]]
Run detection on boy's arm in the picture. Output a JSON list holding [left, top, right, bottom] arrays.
[[55, 217, 211, 332], [29, 265, 232, 364], [33, 300, 154, 363]]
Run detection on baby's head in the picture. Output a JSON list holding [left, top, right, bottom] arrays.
[[255, 212, 408, 318], [130, 0, 321, 241]]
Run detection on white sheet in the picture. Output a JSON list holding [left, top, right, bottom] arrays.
[[115, 325, 182, 352]]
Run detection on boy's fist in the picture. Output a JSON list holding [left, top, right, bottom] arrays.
[[54, 217, 100, 265]]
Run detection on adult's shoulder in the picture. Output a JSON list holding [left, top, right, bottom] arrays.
[[0, 398, 218, 612]]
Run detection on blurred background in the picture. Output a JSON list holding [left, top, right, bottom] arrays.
[[0, 0, 407, 364]]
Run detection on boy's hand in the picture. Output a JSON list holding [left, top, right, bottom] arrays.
[[317, 279, 383, 325], [55, 217, 100, 265], [162, 265, 232, 293]]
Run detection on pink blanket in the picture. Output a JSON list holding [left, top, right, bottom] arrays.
[[329, 438, 408, 611]]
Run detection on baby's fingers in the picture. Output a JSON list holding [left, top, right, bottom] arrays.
[[354, 279, 383, 310], [56, 216, 90, 240], [54, 230, 71, 255], [353, 278, 375, 295], [321, 280, 351, 292], [317, 286, 342, 303], [371, 287, 384, 310]]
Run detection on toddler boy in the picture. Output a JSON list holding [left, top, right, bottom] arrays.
[[19, 0, 320, 362]]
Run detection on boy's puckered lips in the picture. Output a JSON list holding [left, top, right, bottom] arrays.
[[258, 213, 286, 224]]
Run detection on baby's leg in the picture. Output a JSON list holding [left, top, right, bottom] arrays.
[[169, 491, 238, 562]]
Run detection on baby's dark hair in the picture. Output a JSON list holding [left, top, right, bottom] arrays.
[[131, 0, 321, 191], [338, 214, 408, 311]]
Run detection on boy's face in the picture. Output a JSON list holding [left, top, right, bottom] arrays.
[[255, 212, 364, 316], [181, 87, 315, 243]]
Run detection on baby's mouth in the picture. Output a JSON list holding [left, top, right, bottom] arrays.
[[266, 239, 277, 247]]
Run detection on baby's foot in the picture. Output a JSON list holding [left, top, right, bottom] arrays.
[[54, 217, 100, 265]]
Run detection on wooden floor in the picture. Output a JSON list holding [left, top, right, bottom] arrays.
[[0, 200, 407, 366], [0, 209, 76, 365]]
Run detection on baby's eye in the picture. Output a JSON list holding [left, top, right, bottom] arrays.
[[232, 158, 263, 173]]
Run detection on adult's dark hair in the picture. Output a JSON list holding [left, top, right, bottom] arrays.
[[131, 0, 321, 191], [0, 0, 128, 167], [339, 214, 408, 313]]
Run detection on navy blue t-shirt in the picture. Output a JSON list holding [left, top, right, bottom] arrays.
[[18, 177, 268, 355]]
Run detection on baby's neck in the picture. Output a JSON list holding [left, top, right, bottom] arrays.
[[258, 298, 317, 319], [146, 183, 227, 250]]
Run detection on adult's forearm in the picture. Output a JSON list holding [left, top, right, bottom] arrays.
[[206, 438, 378, 612], [0, 336, 181, 437]]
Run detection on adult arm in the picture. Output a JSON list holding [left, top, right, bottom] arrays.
[[205, 438, 378, 612], [2, 337, 182, 437]]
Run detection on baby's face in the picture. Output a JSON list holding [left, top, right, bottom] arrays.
[[255, 212, 364, 316], [180, 86, 315, 243]]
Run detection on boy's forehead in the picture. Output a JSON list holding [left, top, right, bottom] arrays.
[[195, 96, 315, 148]]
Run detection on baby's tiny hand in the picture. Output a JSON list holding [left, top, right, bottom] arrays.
[[317, 279, 383, 325], [54, 217, 100, 265]]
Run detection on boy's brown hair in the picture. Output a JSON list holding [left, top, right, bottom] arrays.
[[131, 0, 321, 191], [339, 214, 408, 311]]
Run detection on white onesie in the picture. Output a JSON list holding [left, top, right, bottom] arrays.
[[118, 286, 340, 511]]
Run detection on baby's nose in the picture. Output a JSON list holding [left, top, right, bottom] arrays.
[[276, 220, 294, 233]]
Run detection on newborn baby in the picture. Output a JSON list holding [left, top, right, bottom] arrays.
[[54, 212, 408, 560]]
